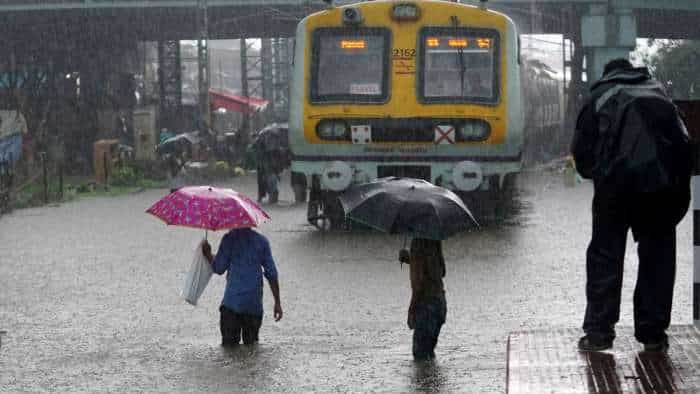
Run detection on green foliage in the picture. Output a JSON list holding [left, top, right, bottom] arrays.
[[215, 160, 230, 173], [109, 165, 143, 187], [76, 183, 92, 193], [646, 40, 700, 100]]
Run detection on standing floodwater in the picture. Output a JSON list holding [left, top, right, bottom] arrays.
[[0, 171, 693, 392]]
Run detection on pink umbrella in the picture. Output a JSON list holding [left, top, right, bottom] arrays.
[[146, 186, 270, 232]]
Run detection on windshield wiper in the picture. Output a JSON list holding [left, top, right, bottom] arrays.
[[457, 45, 466, 97]]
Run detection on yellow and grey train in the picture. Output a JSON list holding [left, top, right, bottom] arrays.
[[288, 0, 524, 227]]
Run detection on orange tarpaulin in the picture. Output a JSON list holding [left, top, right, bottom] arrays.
[[209, 90, 269, 114]]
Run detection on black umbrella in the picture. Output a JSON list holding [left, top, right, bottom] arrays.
[[253, 123, 288, 152], [338, 177, 478, 240]]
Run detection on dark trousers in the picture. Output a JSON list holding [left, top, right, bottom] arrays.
[[413, 295, 447, 361], [219, 305, 262, 346], [583, 186, 677, 344], [256, 165, 278, 203], [257, 165, 266, 201]]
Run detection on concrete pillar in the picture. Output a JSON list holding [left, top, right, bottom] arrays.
[[581, 6, 637, 83]]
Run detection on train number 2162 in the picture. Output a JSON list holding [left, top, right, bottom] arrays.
[[392, 48, 416, 58]]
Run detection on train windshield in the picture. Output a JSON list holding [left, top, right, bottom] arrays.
[[419, 28, 500, 104], [311, 28, 390, 103]]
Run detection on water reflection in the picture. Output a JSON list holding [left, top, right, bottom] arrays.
[[220, 343, 260, 362], [634, 351, 678, 392], [411, 360, 447, 393], [583, 352, 622, 393]]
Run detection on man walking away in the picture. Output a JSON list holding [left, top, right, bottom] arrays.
[[572, 58, 692, 352], [202, 228, 283, 346], [407, 238, 447, 361]]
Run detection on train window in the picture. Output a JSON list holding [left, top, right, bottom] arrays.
[[418, 27, 500, 104], [310, 28, 391, 103]]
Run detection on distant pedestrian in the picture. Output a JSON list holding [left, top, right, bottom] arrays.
[[255, 146, 282, 204], [406, 238, 447, 361], [572, 58, 692, 352], [202, 228, 283, 346]]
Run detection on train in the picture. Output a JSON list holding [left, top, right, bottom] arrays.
[[288, 0, 525, 228]]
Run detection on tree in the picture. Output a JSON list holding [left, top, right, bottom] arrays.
[[0, 43, 56, 149], [646, 40, 700, 100]]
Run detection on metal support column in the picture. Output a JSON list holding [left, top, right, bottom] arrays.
[[272, 38, 291, 122], [261, 38, 274, 111], [565, 5, 586, 130], [158, 40, 182, 132], [197, 0, 210, 128], [240, 37, 263, 136], [240, 38, 250, 135]]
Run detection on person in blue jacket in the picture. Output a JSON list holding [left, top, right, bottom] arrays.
[[202, 228, 283, 346]]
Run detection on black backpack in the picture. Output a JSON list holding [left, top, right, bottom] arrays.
[[595, 80, 692, 194]]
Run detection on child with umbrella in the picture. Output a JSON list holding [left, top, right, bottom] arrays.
[[340, 177, 477, 361], [406, 238, 447, 361]]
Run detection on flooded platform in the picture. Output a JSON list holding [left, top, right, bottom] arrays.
[[506, 326, 700, 393]]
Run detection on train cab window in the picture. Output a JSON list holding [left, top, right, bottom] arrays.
[[310, 28, 390, 103], [418, 27, 500, 104]]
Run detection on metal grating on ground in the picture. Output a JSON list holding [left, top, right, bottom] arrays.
[[506, 326, 700, 393]]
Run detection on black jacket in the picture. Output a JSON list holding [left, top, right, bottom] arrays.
[[571, 67, 652, 179], [571, 67, 691, 227]]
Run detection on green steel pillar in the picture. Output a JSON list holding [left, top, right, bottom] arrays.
[[581, 5, 637, 83]]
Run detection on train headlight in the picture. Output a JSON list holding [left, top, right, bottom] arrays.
[[457, 120, 491, 142], [317, 120, 349, 140], [452, 161, 483, 192], [322, 161, 353, 191], [392, 3, 420, 21]]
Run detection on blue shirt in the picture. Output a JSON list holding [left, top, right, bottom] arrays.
[[212, 228, 278, 316]]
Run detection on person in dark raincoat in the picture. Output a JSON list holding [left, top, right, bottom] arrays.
[[571, 58, 692, 352], [256, 147, 280, 204], [250, 128, 287, 204], [406, 238, 447, 361]]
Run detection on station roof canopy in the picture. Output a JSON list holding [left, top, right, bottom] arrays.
[[210, 90, 269, 114]]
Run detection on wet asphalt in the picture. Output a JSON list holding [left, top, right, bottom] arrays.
[[0, 169, 693, 393]]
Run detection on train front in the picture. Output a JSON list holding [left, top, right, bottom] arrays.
[[289, 0, 523, 226]]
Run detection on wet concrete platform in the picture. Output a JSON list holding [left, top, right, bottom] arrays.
[[506, 326, 700, 393]]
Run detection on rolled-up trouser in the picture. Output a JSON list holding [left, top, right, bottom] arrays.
[[219, 305, 262, 346], [413, 295, 447, 361]]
